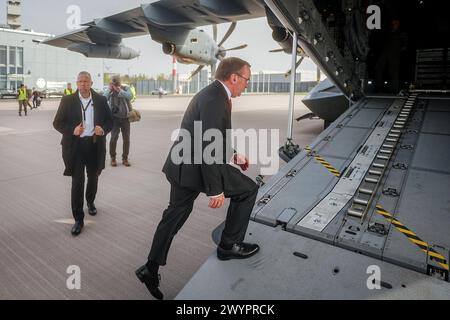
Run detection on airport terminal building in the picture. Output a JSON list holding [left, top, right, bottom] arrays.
[[0, 27, 104, 93]]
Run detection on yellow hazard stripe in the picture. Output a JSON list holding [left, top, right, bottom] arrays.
[[305, 146, 341, 177], [438, 262, 450, 270], [376, 205, 449, 271], [391, 220, 406, 228], [376, 209, 393, 218], [408, 238, 429, 248], [395, 227, 416, 237], [427, 250, 447, 261]]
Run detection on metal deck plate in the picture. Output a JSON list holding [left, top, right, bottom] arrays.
[[382, 169, 450, 272], [345, 107, 386, 128], [178, 222, 450, 299], [318, 127, 369, 158], [425, 98, 450, 112], [421, 111, 450, 135], [253, 157, 346, 226], [411, 133, 450, 173]]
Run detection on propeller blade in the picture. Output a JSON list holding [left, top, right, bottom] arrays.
[[296, 56, 305, 69], [188, 65, 204, 80], [211, 63, 217, 81], [284, 56, 305, 77], [218, 22, 237, 47], [213, 25, 218, 42], [223, 44, 248, 51], [269, 48, 285, 53]]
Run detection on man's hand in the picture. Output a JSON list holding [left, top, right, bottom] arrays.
[[73, 123, 84, 136], [233, 153, 249, 171], [95, 126, 104, 136], [209, 193, 225, 209]]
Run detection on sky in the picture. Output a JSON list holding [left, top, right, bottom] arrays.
[[2, 0, 318, 79]]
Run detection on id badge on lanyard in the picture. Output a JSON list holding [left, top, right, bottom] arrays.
[[80, 99, 92, 127]]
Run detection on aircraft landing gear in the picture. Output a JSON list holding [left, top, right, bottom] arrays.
[[278, 31, 301, 163], [279, 139, 300, 163]]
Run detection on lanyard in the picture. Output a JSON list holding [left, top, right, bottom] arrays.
[[80, 99, 92, 123]]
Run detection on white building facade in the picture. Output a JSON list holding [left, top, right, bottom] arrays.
[[0, 27, 104, 92]]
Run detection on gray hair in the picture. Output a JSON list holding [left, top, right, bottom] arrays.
[[215, 57, 251, 81], [77, 71, 92, 81]]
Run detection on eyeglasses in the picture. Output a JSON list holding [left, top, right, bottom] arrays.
[[235, 73, 250, 84]]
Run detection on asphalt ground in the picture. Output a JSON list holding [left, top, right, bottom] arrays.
[[0, 94, 323, 299]]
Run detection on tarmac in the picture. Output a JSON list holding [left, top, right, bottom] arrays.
[[0, 94, 323, 299]]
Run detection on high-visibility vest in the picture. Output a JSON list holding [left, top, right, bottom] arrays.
[[18, 88, 27, 101], [130, 86, 136, 102], [64, 88, 74, 96]]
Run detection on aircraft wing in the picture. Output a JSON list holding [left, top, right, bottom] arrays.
[[43, 0, 266, 48], [42, 6, 149, 48]]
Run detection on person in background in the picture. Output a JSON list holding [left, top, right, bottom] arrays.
[[104, 75, 133, 167], [64, 83, 75, 96], [130, 84, 137, 103], [53, 71, 113, 236], [31, 87, 40, 109], [25, 86, 33, 110], [17, 84, 28, 116], [375, 19, 408, 93]]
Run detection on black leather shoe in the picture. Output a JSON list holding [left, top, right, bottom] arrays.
[[87, 203, 97, 216], [71, 220, 84, 236], [217, 242, 260, 261], [135, 265, 164, 300]]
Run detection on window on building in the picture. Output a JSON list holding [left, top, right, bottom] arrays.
[[0, 76, 6, 90], [9, 46, 16, 74], [0, 46, 6, 76], [16, 47, 23, 74]]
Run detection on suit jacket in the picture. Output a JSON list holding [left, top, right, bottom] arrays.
[[163, 80, 241, 196], [53, 89, 113, 176]]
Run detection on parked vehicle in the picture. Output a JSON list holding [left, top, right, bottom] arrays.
[[0, 89, 17, 99], [151, 88, 168, 95], [42, 88, 64, 98]]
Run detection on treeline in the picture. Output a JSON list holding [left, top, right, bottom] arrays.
[[104, 73, 170, 85]]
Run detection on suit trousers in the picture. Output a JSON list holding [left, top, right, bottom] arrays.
[[148, 172, 258, 266], [18, 100, 28, 115], [110, 117, 130, 160], [71, 137, 98, 221], [375, 53, 400, 93]]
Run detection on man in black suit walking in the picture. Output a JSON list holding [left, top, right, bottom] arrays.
[[136, 58, 259, 299], [53, 71, 113, 236]]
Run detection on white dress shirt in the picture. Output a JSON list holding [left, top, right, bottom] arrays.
[[79, 92, 95, 137], [217, 80, 231, 100]]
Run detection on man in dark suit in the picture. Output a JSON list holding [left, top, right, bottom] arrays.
[[136, 58, 259, 299], [53, 71, 113, 236]]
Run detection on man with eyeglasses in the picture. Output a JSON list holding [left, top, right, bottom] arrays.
[[136, 57, 259, 300]]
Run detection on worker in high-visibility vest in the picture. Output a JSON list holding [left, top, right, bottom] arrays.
[[17, 84, 28, 116], [130, 84, 137, 103], [64, 83, 75, 96]]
